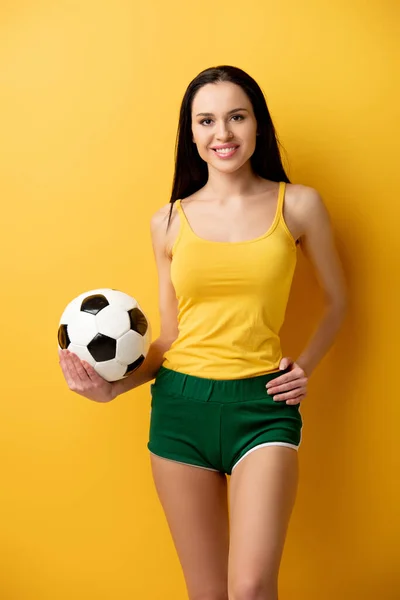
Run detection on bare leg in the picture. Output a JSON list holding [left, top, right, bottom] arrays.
[[228, 446, 299, 600], [150, 452, 230, 600]]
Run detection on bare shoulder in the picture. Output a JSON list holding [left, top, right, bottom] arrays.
[[150, 201, 181, 258], [285, 183, 330, 238], [150, 202, 172, 229], [286, 183, 326, 211]]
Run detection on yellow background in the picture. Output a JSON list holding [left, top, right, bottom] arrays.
[[0, 1, 399, 598]]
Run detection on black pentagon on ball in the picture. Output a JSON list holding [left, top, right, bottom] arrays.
[[128, 307, 148, 336], [87, 333, 116, 361], [125, 355, 145, 375], [81, 294, 109, 315], [58, 324, 71, 349]]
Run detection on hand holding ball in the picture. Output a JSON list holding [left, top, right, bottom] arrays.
[[58, 349, 116, 403], [58, 289, 151, 399]]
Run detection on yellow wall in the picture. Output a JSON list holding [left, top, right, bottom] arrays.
[[0, 1, 398, 598]]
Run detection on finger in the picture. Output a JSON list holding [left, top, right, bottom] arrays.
[[68, 352, 91, 382], [280, 356, 293, 369], [266, 369, 304, 389], [270, 364, 293, 387], [267, 377, 307, 395], [268, 377, 308, 394], [272, 387, 307, 401], [285, 398, 303, 406], [81, 361, 103, 384], [286, 393, 306, 405], [60, 352, 78, 389], [58, 348, 67, 363]]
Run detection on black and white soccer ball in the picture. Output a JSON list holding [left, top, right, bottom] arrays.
[[57, 288, 151, 382]]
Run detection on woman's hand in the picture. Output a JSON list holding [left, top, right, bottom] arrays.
[[58, 349, 116, 403], [266, 357, 308, 405]]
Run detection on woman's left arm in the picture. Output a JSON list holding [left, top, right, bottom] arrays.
[[266, 186, 348, 405]]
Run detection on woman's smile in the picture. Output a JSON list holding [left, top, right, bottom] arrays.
[[211, 145, 240, 159]]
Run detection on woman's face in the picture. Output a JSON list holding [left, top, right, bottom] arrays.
[[191, 81, 258, 174]]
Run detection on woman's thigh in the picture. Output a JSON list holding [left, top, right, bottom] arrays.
[[150, 452, 230, 600], [227, 445, 299, 599]]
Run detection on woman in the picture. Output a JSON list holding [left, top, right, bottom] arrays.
[[59, 66, 347, 600]]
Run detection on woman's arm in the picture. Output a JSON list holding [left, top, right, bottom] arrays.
[[294, 186, 348, 377], [112, 205, 179, 398]]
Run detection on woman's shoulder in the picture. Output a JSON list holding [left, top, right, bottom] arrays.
[[284, 183, 326, 240], [286, 181, 319, 195], [150, 201, 179, 229], [285, 183, 324, 213], [150, 201, 181, 257]]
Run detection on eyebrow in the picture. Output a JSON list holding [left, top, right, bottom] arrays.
[[195, 108, 249, 117]]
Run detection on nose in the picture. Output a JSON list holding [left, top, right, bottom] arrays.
[[215, 121, 234, 141]]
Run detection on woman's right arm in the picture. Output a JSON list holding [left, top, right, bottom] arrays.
[[111, 205, 179, 399]]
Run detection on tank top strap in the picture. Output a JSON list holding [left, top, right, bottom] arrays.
[[174, 199, 184, 218], [174, 199, 192, 235], [276, 181, 286, 219], [170, 199, 190, 255]]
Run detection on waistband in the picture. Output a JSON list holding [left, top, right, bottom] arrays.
[[153, 365, 291, 403]]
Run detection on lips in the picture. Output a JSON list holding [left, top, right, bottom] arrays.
[[211, 145, 240, 159]]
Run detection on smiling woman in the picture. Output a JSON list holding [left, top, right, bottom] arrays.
[[67, 64, 347, 600]]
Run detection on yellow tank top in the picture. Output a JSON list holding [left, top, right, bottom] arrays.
[[162, 181, 298, 379]]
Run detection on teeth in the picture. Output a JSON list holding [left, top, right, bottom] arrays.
[[215, 147, 237, 154]]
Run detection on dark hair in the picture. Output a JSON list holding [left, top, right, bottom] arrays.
[[167, 65, 291, 229]]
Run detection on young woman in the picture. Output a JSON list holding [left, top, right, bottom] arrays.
[[59, 66, 347, 600]]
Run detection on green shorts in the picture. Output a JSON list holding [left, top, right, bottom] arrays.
[[147, 366, 303, 476]]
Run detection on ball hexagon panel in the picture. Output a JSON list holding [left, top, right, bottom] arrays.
[[66, 311, 98, 346], [96, 304, 131, 339], [117, 330, 145, 364]]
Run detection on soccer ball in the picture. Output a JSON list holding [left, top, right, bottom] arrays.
[[57, 288, 151, 382]]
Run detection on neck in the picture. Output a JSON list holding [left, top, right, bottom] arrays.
[[204, 162, 265, 200]]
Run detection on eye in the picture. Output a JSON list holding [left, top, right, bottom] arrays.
[[199, 114, 245, 126]]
